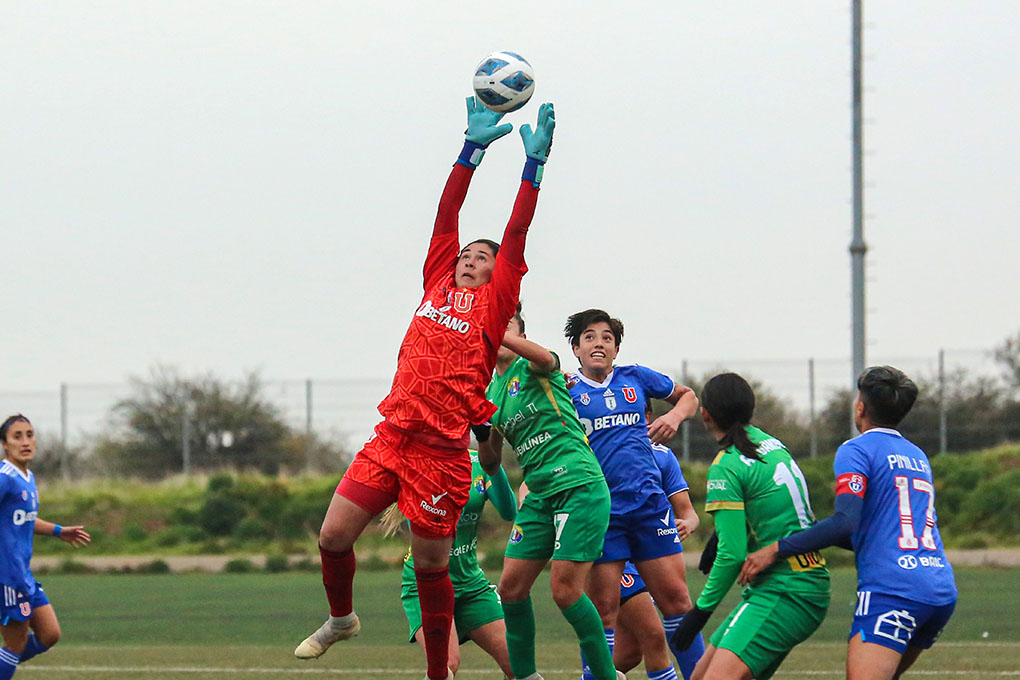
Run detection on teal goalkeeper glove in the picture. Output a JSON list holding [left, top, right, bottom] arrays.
[[520, 102, 555, 163], [465, 96, 513, 147]]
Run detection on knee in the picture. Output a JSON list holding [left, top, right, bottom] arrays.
[[655, 586, 692, 615], [549, 577, 584, 610], [447, 649, 461, 676], [38, 627, 61, 649], [318, 520, 355, 552], [497, 576, 529, 603]]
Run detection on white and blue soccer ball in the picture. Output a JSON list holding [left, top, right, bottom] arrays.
[[472, 51, 535, 113]]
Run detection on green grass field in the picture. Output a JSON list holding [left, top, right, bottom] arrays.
[[16, 567, 1020, 678]]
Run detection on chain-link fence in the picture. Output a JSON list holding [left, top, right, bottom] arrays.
[[1, 347, 1014, 478]]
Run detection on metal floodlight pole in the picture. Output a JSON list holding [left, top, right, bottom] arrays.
[[850, 0, 868, 437]]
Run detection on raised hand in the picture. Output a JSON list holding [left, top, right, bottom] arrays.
[[520, 102, 555, 163], [465, 96, 513, 147]]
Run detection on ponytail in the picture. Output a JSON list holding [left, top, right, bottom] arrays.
[[719, 422, 759, 460]]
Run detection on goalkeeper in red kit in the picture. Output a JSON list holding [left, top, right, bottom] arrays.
[[295, 97, 555, 680]]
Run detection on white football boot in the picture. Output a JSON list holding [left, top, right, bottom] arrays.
[[293, 613, 360, 659]]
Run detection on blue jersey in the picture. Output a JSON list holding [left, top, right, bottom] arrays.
[[652, 443, 689, 497], [568, 364, 675, 515], [0, 461, 39, 595], [834, 428, 956, 605]]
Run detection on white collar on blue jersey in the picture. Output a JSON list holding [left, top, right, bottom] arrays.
[[572, 368, 615, 389], [861, 427, 903, 438], [0, 460, 32, 483]]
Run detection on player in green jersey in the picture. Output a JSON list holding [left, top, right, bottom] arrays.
[[394, 452, 517, 679], [670, 373, 829, 680], [477, 310, 622, 680]]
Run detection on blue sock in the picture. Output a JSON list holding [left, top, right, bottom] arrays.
[[19, 634, 47, 663], [0, 647, 20, 680], [579, 628, 614, 680], [663, 615, 705, 680], [648, 665, 679, 680]]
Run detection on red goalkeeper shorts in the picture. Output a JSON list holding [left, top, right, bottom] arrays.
[[337, 421, 471, 538]]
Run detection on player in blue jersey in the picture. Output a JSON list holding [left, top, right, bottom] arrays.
[[601, 402, 700, 678], [565, 309, 703, 680], [740, 366, 957, 680], [0, 415, 90, 680]]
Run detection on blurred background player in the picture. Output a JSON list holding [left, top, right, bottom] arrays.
[[294, 98, 555, 680], [670, 373, 830, 680], [383, 449, 517, 679], [740, 366, 957, 680], [564, 308, 702, 680], [0, 415, 90, 680], [602, 400, 700, 678], [478, 310, 621, 680]]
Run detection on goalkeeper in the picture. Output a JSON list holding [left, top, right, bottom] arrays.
[[295, 98, 554, 680]]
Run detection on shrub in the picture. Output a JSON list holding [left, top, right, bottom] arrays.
[[122, 524, 148, 543], [200, 494, 247, 536], [138, 559, 172, 574], [223, 558, 255, 573], [264, 555, 290, 573]]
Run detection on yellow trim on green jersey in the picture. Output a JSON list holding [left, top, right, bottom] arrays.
[[706, 500, 745, 512]]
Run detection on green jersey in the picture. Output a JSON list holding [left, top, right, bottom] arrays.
[[401, 454, 516, 591], [486, 354, 605, 499], [698, 426, 829, 610]]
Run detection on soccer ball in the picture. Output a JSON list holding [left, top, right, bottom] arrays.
[[472, 51, 535, 113]]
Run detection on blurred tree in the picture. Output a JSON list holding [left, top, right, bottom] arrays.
[[994, 329, 1020, 391], [96, 366, 296, 477]]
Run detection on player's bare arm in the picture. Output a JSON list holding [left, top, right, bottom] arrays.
[[668, 490, 699, 541], [33, 519, 90, 548], [648, 384, 698, 445], [500, 332, 558, 373], [476, 428, 503, 476]]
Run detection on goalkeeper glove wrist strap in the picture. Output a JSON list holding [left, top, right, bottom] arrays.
[[456, 141, 486, 168], [522, 157, 545, 187]]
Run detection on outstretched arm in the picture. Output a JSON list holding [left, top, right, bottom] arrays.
[[34, 518, 90, 547], [493, 103, 555, 270], [501, 333, 558, 373], [424, 97, 515, 290]]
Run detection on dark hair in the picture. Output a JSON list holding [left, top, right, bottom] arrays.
[[512, 301, 525, 334], [564, 309, 624, 348], [0, 414, 31, 443], [701, 373, 759, 459], [857, 365, 918, 427], [463, 239, 500, 258]]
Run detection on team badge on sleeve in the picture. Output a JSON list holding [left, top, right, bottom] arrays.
[[836, 472, 868, 497]]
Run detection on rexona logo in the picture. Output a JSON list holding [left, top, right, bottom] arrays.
[[415, 300, 471, 334], [12, 510, 38, 526], [420, 494, 448, 516]]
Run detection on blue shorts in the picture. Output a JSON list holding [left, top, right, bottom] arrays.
[[851, 591, 956, 652], [1, 583, 49, 624], [597, 495, 683, 564], [619, 561, 647, 604]]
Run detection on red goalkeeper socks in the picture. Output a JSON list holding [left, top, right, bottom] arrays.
[[319, 544, 355, 617], [415, 566, 454, 680]]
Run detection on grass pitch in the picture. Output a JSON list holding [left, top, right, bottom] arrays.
[[17, 567, 1020, 678]]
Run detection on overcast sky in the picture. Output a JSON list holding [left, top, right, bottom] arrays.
[[3, 1, 1018, 392]]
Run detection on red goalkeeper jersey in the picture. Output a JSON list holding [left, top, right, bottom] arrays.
[[377, 163, 538, 443]]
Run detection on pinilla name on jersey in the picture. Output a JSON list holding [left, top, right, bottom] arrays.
[[886, 454, 930, 474]]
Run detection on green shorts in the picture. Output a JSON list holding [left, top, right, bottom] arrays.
[[401, 575, 503, 644], [709, 588, 829, 680], [504, 480, 610, 563]]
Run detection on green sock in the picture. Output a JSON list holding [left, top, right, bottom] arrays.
[[502, 597, 537, 679], [562, 595, 616, 680]]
